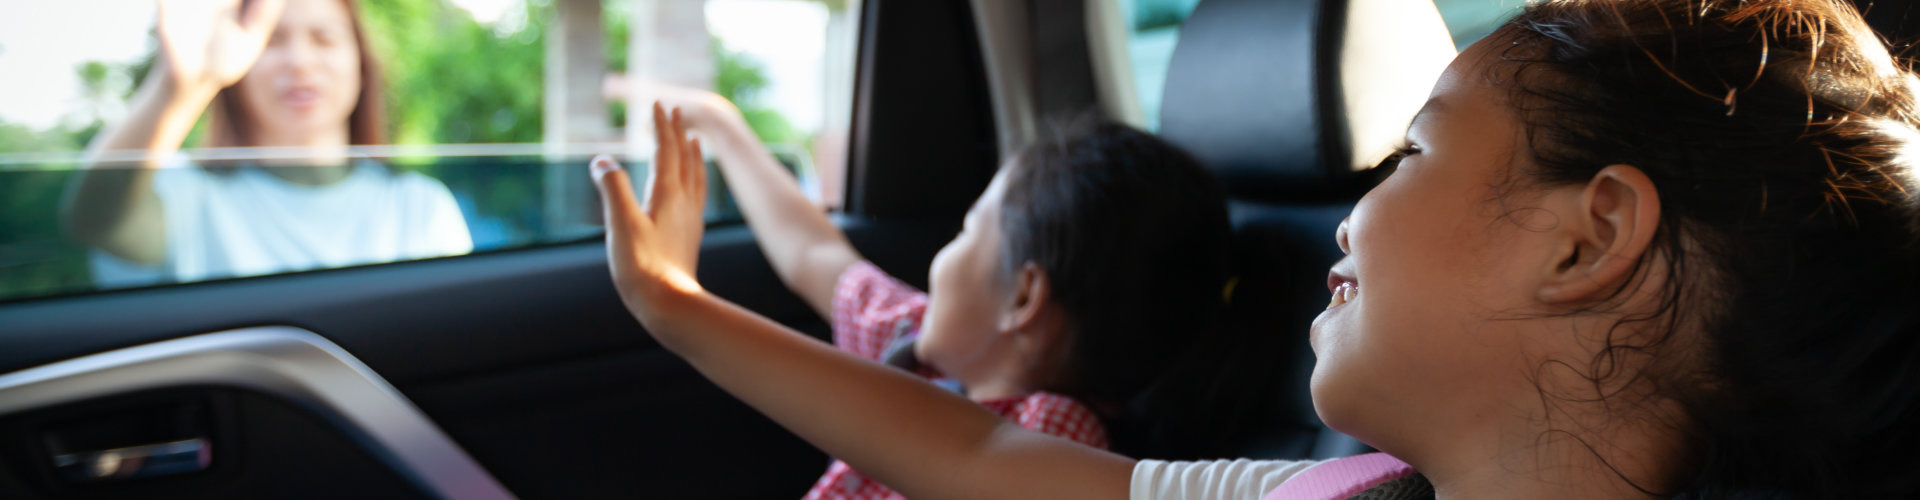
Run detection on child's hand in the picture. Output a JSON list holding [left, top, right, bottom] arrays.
[[601, 74, 743, 133], [592, 102, 708, 325]]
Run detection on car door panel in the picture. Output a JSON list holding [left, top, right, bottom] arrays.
[[1, 0, 995, 495], [1, 387, 430, 500], [0, 217, 955, 499]]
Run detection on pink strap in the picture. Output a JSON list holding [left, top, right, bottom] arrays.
[[1261, 453, 1415, 500]]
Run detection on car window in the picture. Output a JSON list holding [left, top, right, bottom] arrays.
[[1113, 0, 1201, 131], [0, 0, 860, 302], [1105, 0, 1521, 131], [1431, 0, 1523, 49]]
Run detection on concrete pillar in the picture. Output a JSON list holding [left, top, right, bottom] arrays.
[[622, 0, 718, 215], [813, 0, 858, 208], [545, 0, 614, 145], [544, 0, 612, 234], [624, 0, 716, 153]]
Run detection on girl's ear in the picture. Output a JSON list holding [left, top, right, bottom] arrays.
[[999, 263, 1053, 334], [1538, 164, 1662, 304]]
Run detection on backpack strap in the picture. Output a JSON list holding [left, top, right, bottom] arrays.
[[1261, 452, 1415, 500]]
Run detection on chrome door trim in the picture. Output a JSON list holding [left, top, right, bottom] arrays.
[[0, 326, 515, 500]]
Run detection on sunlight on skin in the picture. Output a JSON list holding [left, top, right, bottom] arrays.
[[592, 102, 713, 328]]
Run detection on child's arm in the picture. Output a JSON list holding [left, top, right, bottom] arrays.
[[592, 104, 1134, 500], [658, 86, 861, 319]]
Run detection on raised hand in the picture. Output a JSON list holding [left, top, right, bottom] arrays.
[[155, 0, 285, 96], [592, 103, 709, 325]]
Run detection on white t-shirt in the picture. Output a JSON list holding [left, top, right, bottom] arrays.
[[1131, 459, 1322, 500], [90, 159, 473, 286]]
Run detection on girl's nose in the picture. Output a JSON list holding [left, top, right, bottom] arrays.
[[1335, 217, 1351, 255]]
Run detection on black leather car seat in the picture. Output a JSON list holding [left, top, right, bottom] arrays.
[[1156, 0, 1455, 460]]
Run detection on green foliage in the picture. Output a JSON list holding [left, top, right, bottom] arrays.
[[11, 0, 795, 151], [0, 54, 147, 301], [0, 168, 90, 302], [605, 5, 631, 129], [0, 170, 91, 302], [0, 120, 81, 154], [715, 41, 801, 146], [0, 117, 89, 301], [356, 0, 551, 239], [360, 0, 547, 145], [0, 121, 89, 300]]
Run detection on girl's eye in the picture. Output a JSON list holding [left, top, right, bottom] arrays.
[[1374, 143, 1419, 171]]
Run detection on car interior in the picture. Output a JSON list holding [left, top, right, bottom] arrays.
[[1, 0, 1915, 498]]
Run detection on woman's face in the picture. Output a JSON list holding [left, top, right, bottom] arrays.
[[237, 0, 362, 146], [1308, 40, 1573, 453], [918, 167, 1018, 378]]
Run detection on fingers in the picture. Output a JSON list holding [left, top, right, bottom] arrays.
[[686, 137, 707, 197], [673, 135, 706, 274], [239, 0, 286, 40], [687, 137, 707, 225], [651, 102, 705, 215], [646, 104, 676, 217], [652, 102, 679, 181], [591, 155, 648, 242], [668, 105, 687, 189]]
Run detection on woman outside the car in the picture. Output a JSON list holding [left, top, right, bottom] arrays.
[[62, 0, 470, 286]]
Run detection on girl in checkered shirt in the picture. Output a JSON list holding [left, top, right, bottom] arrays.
[[619, 94, 1238, 499]]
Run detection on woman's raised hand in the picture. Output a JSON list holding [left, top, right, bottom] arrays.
[[592, 103, 709, 326], [155, 0, 285, 96]]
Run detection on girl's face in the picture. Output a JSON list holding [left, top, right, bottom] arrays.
[[1309, 41, 1571, 455], [237, 0, 362, 146], [918, 168, 1019, 380]]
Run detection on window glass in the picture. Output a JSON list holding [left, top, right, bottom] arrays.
[[1111, 0, 1521, 131], [1116, 0, 1201, 131], [1432, 0, 1523, 49], [0, 0, 859, 302]]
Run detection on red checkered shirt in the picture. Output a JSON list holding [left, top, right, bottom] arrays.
[[801, 261, 1109, 500]]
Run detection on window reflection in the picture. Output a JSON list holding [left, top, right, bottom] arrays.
[[85, 159, 472, 287], [0, 0, 859, 302], [63, 0, 471, 286]]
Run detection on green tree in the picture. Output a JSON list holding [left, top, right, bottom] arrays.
[[357, 0, 552, 246], [360, 0, 548, 145], [0, 120, 81, 154], [0, 117, 89, 301], [715, 40, 801, 146], [0, 57, 148, 301]]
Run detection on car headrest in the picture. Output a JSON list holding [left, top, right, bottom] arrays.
[[1160, 0, 1456, 201]]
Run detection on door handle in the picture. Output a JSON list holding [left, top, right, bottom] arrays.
[[50, 437, 211, 482]]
